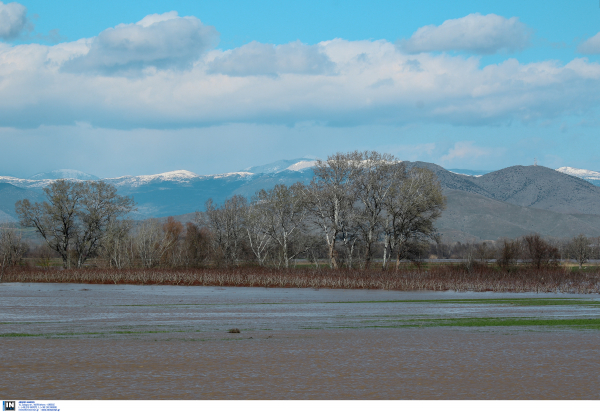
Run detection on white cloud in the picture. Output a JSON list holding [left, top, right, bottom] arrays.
[[440, 141, 494, 163], [577, 32, 600, 54], [1, 18, 600, 129], [208, 40, 335, 76], [0, 1, 29, 40], [398, 13, 532, 54], [62, 12, 219, 75], [388, 143, 436, 161]]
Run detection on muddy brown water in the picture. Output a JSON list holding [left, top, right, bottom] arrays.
[[1, 283, 599, 399]]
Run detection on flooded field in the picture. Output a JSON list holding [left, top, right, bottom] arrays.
[[1, 283, 600, 399]]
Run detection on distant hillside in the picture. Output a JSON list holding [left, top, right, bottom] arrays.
[[407, 162, 600, 216], [2, 160, 600, 240], [475, 166, 600, 215], [437, 190, 600, 242], [0, 183, 45, 222]]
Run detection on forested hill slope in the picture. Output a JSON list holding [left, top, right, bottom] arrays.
[[436, 189, 600, 242], [475, 166, 600, 215]]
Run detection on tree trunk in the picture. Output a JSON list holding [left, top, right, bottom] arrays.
[[328, 241, 338, 269]]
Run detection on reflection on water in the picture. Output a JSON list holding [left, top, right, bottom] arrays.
[[1, 283, 599, 399]]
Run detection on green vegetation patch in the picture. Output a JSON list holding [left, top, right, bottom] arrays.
[[347, 316, 600, 329], [328, 298, 600, 307], [428, 317, 600, 328]]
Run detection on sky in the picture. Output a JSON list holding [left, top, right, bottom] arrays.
[[1, 0, 600, 178]]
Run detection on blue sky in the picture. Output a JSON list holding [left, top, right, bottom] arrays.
[[1, 0, 599, 177]]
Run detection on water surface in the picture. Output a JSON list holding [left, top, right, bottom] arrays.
[[1, 283, 599, 399]]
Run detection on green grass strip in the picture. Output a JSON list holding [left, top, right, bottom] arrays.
[[326, 298, 600, 306]]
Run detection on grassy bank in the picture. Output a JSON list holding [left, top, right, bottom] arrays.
[[2, 265, 600, 293]]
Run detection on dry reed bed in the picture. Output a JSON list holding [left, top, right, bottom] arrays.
[[3, 266, 600, 294]]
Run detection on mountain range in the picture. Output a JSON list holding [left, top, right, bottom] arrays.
[[1, 161, 600, 242]]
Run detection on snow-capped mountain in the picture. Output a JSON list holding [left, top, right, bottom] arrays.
[[556, 167, 600, 186], [105, 170, 204, 188], [1, 160, 316, 192], [28, 169, 99, 181], [0, 160, 317, 218], [241, 158, 315, 174]]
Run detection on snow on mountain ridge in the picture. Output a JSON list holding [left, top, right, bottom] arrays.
[[29, 169, 99, 180], [286, 160, 317, 172], [556, 167, 600, 181], [556, 166, 600, 180], [449, 171, 482, 177], [104, 170, 204, 188], [212, 172, 254, 179], [241, 158, 314, 174]]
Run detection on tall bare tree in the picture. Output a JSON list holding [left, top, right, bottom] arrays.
[[353, 151, 406, 268], [381, 167, 445, 270], [101, 219, 133, 269], [134, 219, 164, 268], [306, 151, 362, 268], [243, 199, 272, 266], [256, 183, 309, 268]]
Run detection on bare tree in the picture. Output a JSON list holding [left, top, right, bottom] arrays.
[[381, 167, 445, 270], [522, 234, 559, 269], [243, 200, 272, 266], [496, 238, 521, 269], [200, 195, 247, 265], [135, 219, 170, 268], [101, 219, 133, 269], [16, 180, 134, 268], [306, 152, 362, 268], [0, 226, 28, 281], [181, 222, 210, 267], [353, 151, 404, 268], [567, 234, 592, 269], [256, 183, 309, 268], [162, 217, 184, 267]]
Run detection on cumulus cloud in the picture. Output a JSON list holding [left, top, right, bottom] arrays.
[[440, 141, 494, 163], [0, 1, 29, 40], [2, 26, 600, 129], [62, 11, 219, 75], [208, 40, 335, 76], [578, 32, 600, 54], [398, 13, 532, 54]]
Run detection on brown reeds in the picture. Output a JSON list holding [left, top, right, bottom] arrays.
[[3, 265, 600, 294]]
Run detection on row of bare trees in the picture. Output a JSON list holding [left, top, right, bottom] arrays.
[[8, 150, 600, 272], [431, 234, 599, 269], [11, 151, 446, 270], [198, 151, 445, 270]]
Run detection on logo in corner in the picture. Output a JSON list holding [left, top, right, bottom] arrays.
[[2, 401, 15, 411]]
